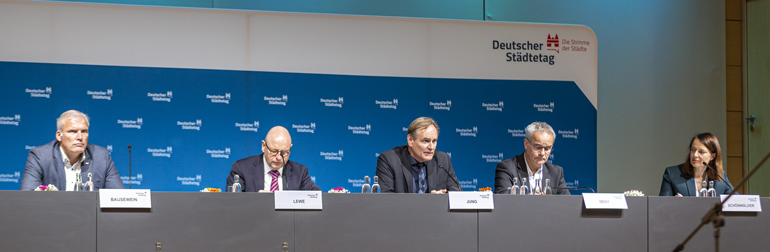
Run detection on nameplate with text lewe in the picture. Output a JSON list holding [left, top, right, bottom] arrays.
[[275, 191, 323, 210]]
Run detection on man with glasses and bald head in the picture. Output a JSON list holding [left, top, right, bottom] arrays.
[[494, 122, 570, 195], [226, 126, 320, 192]]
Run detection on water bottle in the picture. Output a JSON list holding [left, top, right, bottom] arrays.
[[362, 176, 371, 193], [510, 177, 519, 195], [74, 172, 84, 191], [85, 173, 94, 191], [282, 242, 288, 252], [371, 176, 380, 193], [155, 242, 162, 252], [231, 174, 242, 192], [707, 180, 717, 197], [544, 178, 553, 195], [520, 178, 530, 195], [699, 180, 708, 197]]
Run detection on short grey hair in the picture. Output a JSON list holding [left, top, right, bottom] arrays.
[[525, 122, 555, 141], [407, 117, 440, 139], [57, 110, 90, 132]]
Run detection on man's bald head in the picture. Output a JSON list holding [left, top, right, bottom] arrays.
[[265, 126, 292, 145], [262, 126, 293, 170]]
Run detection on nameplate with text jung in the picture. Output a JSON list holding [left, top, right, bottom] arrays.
[[449, 191, 494, 210]]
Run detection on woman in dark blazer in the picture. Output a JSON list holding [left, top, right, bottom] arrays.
[[660, 133, 735, 196]]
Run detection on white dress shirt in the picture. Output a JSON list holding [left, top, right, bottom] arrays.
[[60, 146, 86, 191], [263, 156, 284, 191], [525, 160, 544, 193]]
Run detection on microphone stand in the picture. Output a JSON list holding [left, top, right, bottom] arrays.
[[673, 150, 770, 252], [128, 144, 132, 189]]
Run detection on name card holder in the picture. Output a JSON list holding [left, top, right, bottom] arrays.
[[275, 191, 323, 210], [99, 189, 152, 208], [721, 195, 762, 212], [448, 191, 494, 210], [582, 193, 628, 209]]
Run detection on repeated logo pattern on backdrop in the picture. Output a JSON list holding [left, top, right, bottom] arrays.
[[0, 62, 596, 192]]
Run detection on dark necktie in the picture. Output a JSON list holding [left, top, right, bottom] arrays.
[[418, 165, 427, 194]]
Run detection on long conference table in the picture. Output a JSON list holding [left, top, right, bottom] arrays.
[[1, 191, 768, 252]]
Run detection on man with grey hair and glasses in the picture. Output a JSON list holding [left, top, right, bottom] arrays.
[[494, 122, 569, 195], [21, 110, 125, 190]]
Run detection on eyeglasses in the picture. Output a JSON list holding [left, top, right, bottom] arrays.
[[528, 140, 553, 153], [263, 141, 290, 157]]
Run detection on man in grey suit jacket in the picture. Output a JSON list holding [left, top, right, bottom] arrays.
[[21, 110, 125, 191], [226, 126, 320, 192], [494, 122, 569, 195], [376, 117, 461, 193]]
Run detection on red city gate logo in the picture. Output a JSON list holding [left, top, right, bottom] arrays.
[[547, 34, 559, 53]]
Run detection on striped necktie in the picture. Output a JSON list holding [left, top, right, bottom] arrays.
[[269, 170, 280, 192]]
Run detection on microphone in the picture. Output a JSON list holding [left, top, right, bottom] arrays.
[[280, 154, 288, 190], [703, 162, 733, 192], [439, 165, 462, 191], [127, 144, 132, 189], [558, 187, 596, 193]]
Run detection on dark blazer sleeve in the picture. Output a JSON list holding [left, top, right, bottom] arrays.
[[552, 165, 570, 195], [100, 150, 125, 189], [296, 163, 321, 191], [376, 151, 397, 193], [20, 148, 46, 191], [720, 171, 736, 195], [494, 159, 515, 194], [659, 166, 678, 196], [226, 158, 248, 192], [437, 152, 461, 191]]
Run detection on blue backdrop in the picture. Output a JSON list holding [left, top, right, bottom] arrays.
[[0, 61, 596, 192]]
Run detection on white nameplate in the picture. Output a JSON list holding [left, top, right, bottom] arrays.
[[448, 191, 494, 210], [99, 189, 152, 208], [582, 193, 628, 209], [721, 195, 762, 212], [275, 190, 323, 210]]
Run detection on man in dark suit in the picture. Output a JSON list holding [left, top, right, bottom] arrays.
[[494, 122, 569, 195], [226, 126, 320, 192], [376, 117, 460, 193], [21, 110, 125, 191]]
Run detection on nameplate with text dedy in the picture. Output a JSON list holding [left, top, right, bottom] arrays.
[[448, 191, 494, 210], [721, 195, 762, 212], [99, 189, 152, 208], [275, 191, 323, 210], [582, 193, 628, 209]]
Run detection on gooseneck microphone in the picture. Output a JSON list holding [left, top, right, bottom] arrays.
[[128, 144, 132, 189], [704, 162, 733, 192], [557, 187, 596, 193], [439, 165, 462, 191], [280, 154, 288, 190]]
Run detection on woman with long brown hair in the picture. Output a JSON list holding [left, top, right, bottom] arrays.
[[659, 133, 735, 196]]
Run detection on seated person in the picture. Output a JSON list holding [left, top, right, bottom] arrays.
[[494, 122, 569, 195], [660, 132, 734, 196], [226, 126, 320, 192], [376, 117, 460, 193], [21, 110, 125, 191]]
